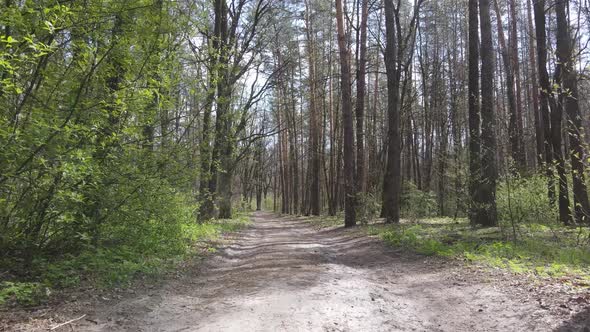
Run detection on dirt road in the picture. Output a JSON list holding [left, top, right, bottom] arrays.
[[6, 211, 589, 331]]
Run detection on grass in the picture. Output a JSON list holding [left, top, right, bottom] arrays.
[[0, 282, 49, 307], [303, 213, 590, 284], [0, 213, 251, 307], [302, 214, 345, 229], [375, 218, 590, 282]]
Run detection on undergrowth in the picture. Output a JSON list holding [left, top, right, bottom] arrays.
[[373, 221, 590, 282], [373, 174, 590, 282], [0, 212, 251, 307], [302, 174, 590, 284], [304, 214, 344, 228]]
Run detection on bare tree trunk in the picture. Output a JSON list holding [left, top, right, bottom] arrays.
[[369, 12, 382, 193], [555, 0, 590, 224], [198, 33, 219, 221], [478, 0, 498, 227], [328, 36, 337, 216], [355, 0, 369, 194], [533, 0, 556, 206], [277, 94, 287, 214], [335, 0, 356, 227], [449, 2, 464, 218], [526, 0, 543, 167], [304, 0, 321, 216], [256, 158, 263, 211], [493, 0, 522, 173], [438, 111, 449, 217], [537, 1, 571, 225], [273, 168, 277, 212], [381, 0, 402, 224], [468, 0, 483, 225], [215, 85, 234, 219], [550, 89, 572, 225], [288, 67, 300, 215], [508, 0, 526, 170]]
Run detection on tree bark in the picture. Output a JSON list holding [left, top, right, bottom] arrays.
[[468, 0, 482, 225], [555, 0, 590, 224], [508, 0, 526, 170], [477, 0, 498, 226], [533, 0, 556, 206], [355, 0, 369, 193], [493, 0, 522, 173], [304, 0, 321, 216], [381, 0, 402, 224], [526, 0, 543, 167], [335, 0, 356, 227]]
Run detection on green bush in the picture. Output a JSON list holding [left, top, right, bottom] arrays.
[[0, 282, 49, 307], [401, 182, 437, 220], [0, 173, 252, 301], [377, 218, 590, 280], [0, 0, 216, 300], [497, 174, 557, 227], [356, 192, 380, 225], [380, 225, 452, 256]]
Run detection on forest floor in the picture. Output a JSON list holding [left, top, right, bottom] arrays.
[[2, 211, 590, 331]]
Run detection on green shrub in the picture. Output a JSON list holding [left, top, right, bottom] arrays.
[[417, 239, 452, 256], [380, 225, 453, 256], [497, 174, 557, 227], [401, 182, 437, 220], [0, 184, 251, 306], [380, 224, 454, 256], [376, 216, 590, 280], [0, 282, 49, 307], [356, 192, 380, 225]]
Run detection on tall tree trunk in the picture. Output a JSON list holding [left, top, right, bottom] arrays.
[[369, 14, 382, 192], [478, 0, 498, 226], [202, 0, 229, 219], [198, 34, 219, 221], [335, 0, 356, 227], [468, 0, 482, 225], [212, 0, 234, 219], [216, 81, 235, 219], [328, 36, 338, 216], [493, 0, 522, 173], [508, 0, 526, 170], [538, 0, 571, 225], [449, 2, 464, 218], [255, 150, 263, 211], [273, 166, 278, 212], [304, 0, 321, 216], [288, 67, 300, 215], [381, 0, 402, 224], [277, 100, 288, 214], [438, 111, 449, 217], [550, 88, 572, 225], [355, 0, 369, 193], [555, 0, 590, 224], [526, 0, 543, 167], [533, 0, 556, 206]]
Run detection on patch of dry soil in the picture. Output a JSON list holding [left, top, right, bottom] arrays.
[[2, 211, 589, 331]]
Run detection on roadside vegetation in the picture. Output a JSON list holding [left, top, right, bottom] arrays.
[[0, 212, 250, 307], [304, 175, 590, 283]]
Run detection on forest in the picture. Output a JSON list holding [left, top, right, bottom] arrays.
[[1, 0, 590, 330]]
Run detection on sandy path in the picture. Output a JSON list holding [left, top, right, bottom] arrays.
[[3, 211, 583, 331], [61, 211, 586, 332]]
